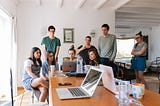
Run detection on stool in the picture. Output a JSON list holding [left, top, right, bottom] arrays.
[[31, 89, 41, 103], [27, 102, 48, 106], [31, 88, 49, 103]]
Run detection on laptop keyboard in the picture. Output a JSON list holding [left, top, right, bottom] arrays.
[[68, 88, 87, 97]]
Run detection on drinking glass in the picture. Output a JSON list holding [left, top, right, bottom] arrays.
[[118, 82, 129, 105]]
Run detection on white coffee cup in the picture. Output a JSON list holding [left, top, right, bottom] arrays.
[[132, 83, 145, 99], [50, 65, 55, 74]]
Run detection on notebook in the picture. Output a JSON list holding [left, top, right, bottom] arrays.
[[100, 64, 119, 94], [62, 61, 76, 72], [56, 67, 103, 99]]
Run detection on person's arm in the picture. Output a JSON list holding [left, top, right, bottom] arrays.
[[131, 48, 136, 55], [132, 47, 146, 56], [76, 45, 84, 55], [24, 59, 38, 78], [55, 46, 60, 59], [110, 37, 117, 61], [41, 73, 48, 81], [41, 64, 49, 80], [42, 44, 47, 60], [25, 66, 38, 78], [98, 37, 101, 55]]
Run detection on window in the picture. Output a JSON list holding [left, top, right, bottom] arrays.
[[0, 8, 12, 99], [116, 38, 135, 60]]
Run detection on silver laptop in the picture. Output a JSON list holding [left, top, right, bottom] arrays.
[[62, 61, 76, 72], [100, 64, 119, 94], [56, 67, 103, 99]]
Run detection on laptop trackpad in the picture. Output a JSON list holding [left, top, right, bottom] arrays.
[[56, 88, 73, 99]]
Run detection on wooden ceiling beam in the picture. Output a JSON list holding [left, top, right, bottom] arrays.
[[57, 0, 64, 8], [95, 0, 109, 10], [76, 0, 88, 8], [113, 0, 131, 10], [36, 0, 41, 6]]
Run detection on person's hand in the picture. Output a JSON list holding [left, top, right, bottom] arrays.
[[110, 58, 114, 62], [82, 45, 86, 49]]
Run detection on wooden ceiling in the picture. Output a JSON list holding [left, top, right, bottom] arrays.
[[17, 0, 160, 32], [116, 0, 160, 29], [17, 0, 130, 9]]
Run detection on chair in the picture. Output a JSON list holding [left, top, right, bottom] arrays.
[[63, 57, 70, 61], [116, 62, 136, 82], [149, 57, 160, 93], [29, 88, 49, 104], [31, 88, 41, 103], [148, 57, 160, 73]]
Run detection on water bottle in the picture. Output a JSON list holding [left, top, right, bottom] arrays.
[[76, 55, 83, 73]]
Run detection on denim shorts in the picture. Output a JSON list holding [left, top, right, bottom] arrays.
[[131, 56, 146, 71], [22, 77, 37, 91]]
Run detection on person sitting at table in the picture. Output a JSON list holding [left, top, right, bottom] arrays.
[[41, 51, 56, 81], [63, 44, 77, 61], [88, 49, 100, 66], [76, 36, 98, 65], [22, 47, 49, 102]]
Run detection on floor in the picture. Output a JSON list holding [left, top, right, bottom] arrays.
[[14, 88, 49, 106], [14, 75, 159, 106]]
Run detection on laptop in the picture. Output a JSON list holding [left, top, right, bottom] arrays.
[[56, 67, 103, 99], [62, 61, 76, 72], [99, 64, 119, 94]]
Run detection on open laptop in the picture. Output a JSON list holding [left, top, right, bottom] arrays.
[[100, 64, 119, 94], [62, 61, 76, 72], [56, 67, 103, 99]]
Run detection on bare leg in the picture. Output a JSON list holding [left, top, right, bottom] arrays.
[[135, 70, 140, 83], [31, 77, 49, 88], [38, 86, 48, 102], [138, 71, 148, 88]]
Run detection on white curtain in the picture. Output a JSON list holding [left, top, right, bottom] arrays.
[[0, 7, 17, 98]]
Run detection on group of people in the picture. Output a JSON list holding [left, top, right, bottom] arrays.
[[22, 24, 148, 102]]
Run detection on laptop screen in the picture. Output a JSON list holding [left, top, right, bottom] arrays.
[[62, 61, 76, 72], [81, 67, 102, 94], [100, 64, 118, 94]]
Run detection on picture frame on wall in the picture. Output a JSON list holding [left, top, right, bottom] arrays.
[[63, 28, 74, 43]]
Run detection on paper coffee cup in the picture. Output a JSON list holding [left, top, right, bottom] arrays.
[[132, 83, 145, 99], [50, 65, 55, 74]]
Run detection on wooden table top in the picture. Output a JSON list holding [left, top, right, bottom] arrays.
[[49, 76, 160, 106]]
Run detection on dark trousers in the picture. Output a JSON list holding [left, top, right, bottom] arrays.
[[100, 57, 117, 77]]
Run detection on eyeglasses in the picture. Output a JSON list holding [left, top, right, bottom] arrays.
[[49, 31, 54, 32], [135, 37, 141, 40], [49, 55, 54, 57]]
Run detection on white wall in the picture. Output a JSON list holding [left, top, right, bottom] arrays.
[[150, 26, 160, 60], [17, 3, 115, 86]]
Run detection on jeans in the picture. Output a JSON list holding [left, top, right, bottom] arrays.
[[100, 57, 117, 77]]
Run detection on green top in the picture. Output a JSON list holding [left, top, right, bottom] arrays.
[[98, 34, 117, 59], [41, 36, 61, 54]]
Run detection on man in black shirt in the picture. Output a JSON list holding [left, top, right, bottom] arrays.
[[76, 36, 98, 65]]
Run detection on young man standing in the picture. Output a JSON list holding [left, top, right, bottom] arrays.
[[41, 25, 61, 60], [98, 24, 117, 75]]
